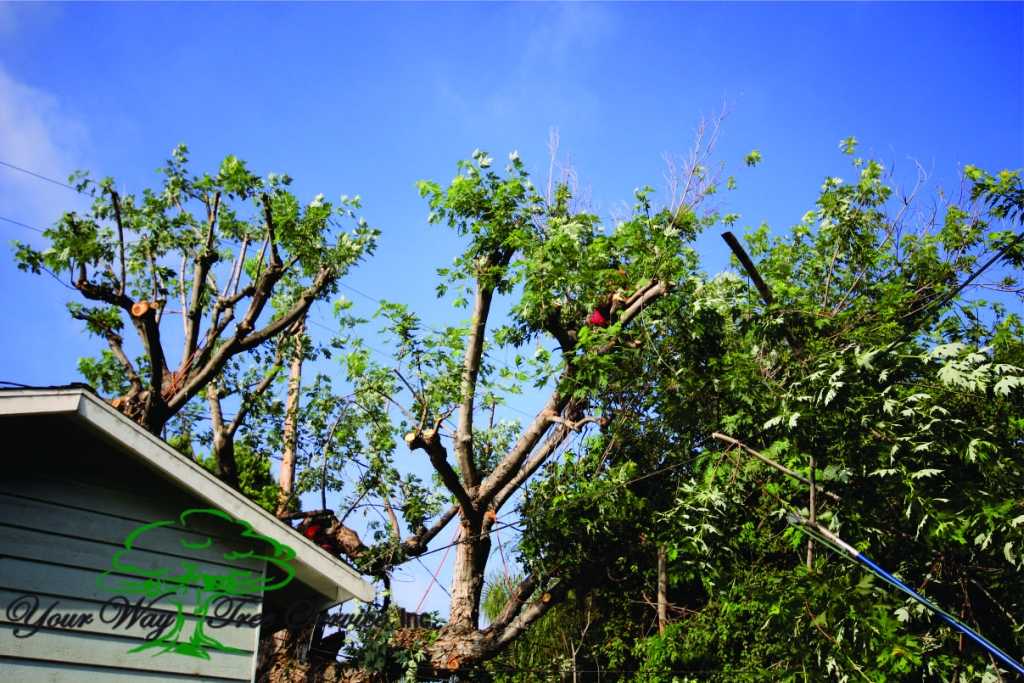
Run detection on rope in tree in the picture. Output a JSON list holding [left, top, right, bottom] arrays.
[[414, 522, 460, 615]]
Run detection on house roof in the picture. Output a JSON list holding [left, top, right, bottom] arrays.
[[0, 386, 376, 606]]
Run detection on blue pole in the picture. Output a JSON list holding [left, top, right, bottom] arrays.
[[853, 553, 1024, 678], [787, 514, 1024, 677]]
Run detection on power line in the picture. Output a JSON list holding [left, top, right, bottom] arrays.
[[339, 281, 380, 305], [0, 159, 82, 193], [0, 215, 43, 233], [885, 226, 1024, 353]]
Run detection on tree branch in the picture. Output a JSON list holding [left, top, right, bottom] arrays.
[[542, 304, 578, 353], [108, 188, 126, 297], [401, 504, 461, 556], [226, 352, 284, 438], [227, 236, 249, 298], [483, 574, 540, 634], [711, 432, 840, 501], [475, 376, 572, 506], [721, 231, 803, 357], [165, 263, 333, 418], [493, 422, 570, 511], [542, 412, 609, 433], [487, 576, 573, 651], [182, 191, 221, 371], [381, 491, 403, 541], [70, 310, 143, 395], [237, 266, 332, 352], [455, 249, 511, 491], [261, 193, 283, 268], [208, 382, 225, 434], [404, 428, 475, 514], [592, 280, 670, 355]]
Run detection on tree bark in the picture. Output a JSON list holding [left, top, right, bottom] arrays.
[[208, 384, 239, 488], [278, 326, 304, 514], [446, 511, 493, 630], [658, 544, 668, 634]]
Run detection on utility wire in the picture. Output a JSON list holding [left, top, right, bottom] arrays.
[[339, 281, 380, 305], [885, 226, 1024, 353], [0, 159, 82, 193], [0, 215, 44, 233]]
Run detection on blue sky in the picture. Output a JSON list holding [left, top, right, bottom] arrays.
[[1, 1, 1021, 619]]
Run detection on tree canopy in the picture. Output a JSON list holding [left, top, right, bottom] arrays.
[[14, 130, 1024, 682], [13, 144, 377, 488]]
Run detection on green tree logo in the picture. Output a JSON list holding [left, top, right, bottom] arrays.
[[97, 509, 295, 659]]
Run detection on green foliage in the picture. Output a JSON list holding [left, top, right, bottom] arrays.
[[197, 441, 280, 512], [12, 142, 377, 438], [490, 141, 1024, 682], [16, 131, 1024, 681], [529, 146, 1024, 682]]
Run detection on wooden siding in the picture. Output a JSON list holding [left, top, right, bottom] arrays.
[[0, 414, 266, 682]]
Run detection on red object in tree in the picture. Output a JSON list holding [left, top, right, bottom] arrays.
[[588, 296, 612, 328], [320, 543, 333, 551], [304, 525, 322, 540]]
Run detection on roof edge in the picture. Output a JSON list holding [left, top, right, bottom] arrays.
[[0, 387, 376, 604]]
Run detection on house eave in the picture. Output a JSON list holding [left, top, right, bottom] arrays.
[[0, 386, 376, 606]]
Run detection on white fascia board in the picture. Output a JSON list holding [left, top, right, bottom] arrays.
[[0, 388, 83, 416], [0, 387, 376, 605]]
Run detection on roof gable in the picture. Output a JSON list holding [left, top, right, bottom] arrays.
[[0, 387, 375, 606]]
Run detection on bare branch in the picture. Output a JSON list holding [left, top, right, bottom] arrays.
[[722, 231, 803, 358], [711, 432, 841, 502], [182, 190, 222, 371], [278, 509, 335, 522], [402, 504, 461, 556], [404, 428, 475, 514], [236, 266, 332, 351], [179, 254, 188, 337], [487, 576, 573, 651], [109, 188, 126, 297], [540, 411, 602, 432], [475, 375, 572, 506], [261, 193, 283, 268], [381, 491, 403, 541], [228, 236, 250, 298], [208, 382, 225, 434], [456, 251, 511, 491], [169, 257, 335, 418], [494, 421, 569, 511], [485, 574, 540, 634]]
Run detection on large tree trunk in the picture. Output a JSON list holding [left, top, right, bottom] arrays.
[[447, 512, 492, 631]]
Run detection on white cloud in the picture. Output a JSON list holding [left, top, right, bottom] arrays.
[[0, 60, 91, 233], [434, 4, 615, 136], [520, 2, 614, 71], [0, 3, 62, 41]]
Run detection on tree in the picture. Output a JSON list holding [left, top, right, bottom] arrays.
[[18, 128, 1023, 683], [97, 508, 296, 659], [13, 144, 377, 487], [511, 145, 1024, 682], [257, 117, 737, 682]]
